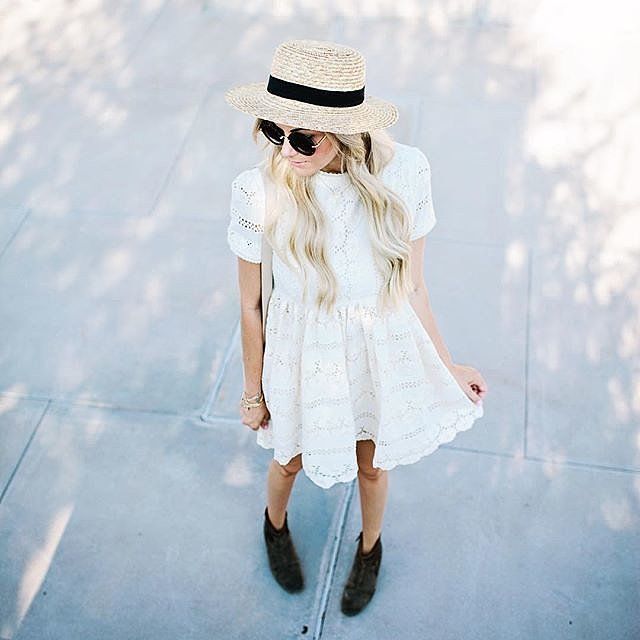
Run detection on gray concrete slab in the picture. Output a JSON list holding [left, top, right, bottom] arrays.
[[122, 1, 335, 93], [122, 0, 222, 92], [0, 212, 235, 413], [0, 83, 91, 211], [0, 81, 204, 216], [416, 98, 537, 245], [152, 91, 262, 221], [0, 403, 347, 640], [342, 20, 536, 99], [527, 246, 640, 472], [321, 447, 640, 640], [0, 1, 166, 86], [424, 238, 527, 457]]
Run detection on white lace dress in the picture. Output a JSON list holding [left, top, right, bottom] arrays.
[[227, 141, 484, 489]]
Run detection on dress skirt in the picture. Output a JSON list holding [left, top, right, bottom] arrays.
[[258, 289, 484, 489]]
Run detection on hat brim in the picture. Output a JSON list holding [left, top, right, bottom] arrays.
[[224, 81, 398, 134]]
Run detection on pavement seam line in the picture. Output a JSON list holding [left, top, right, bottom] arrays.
[[0, 208, 32, 262], [524, 248, 533, 457], [146, 79, 212, 217], [311, 480, 356, 639], [122, 0, 171, 70], [0, 394, 637, 475], [199, 317, 241, 422], [0, 399, 51, 505]]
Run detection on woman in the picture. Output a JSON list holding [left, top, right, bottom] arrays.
[[224, 39, 488, 616]]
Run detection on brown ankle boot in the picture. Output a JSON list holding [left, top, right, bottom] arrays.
[[263, 506, 304, 593], [340, 531, 382, 616]]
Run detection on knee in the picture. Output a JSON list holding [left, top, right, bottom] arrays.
[[274, 454, 303, 478], [357, 464, 385, 482]]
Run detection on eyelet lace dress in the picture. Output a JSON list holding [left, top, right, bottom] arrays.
[[227, 142, 484, 489]]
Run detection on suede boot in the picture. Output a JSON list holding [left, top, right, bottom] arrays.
[[263, 505, 304, 593], [340, 530, 382, 616]]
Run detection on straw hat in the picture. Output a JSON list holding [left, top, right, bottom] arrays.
[[224, 39, 399, 134]]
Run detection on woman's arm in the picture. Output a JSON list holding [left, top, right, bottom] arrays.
[[236, 257, 265, 395], [407, 236, 455, 370]]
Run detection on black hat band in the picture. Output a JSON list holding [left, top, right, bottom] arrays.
[[267, 75, 365, 108]]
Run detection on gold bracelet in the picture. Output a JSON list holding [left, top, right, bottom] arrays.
[[241, 389, 264, 409]]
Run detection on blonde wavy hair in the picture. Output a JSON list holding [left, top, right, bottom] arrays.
[[252, 117, 415, 316]]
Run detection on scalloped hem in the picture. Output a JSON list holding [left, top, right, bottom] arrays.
[[256, 401, 483, 490]]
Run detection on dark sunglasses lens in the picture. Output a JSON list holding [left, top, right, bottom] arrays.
[[289, 132, 316, 155], [261, 121, 284, 145]]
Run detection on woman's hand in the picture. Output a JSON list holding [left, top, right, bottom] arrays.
[[448, 363, 487, 405], [240, 399, 271, 431]]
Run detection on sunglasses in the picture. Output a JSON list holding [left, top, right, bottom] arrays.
[[259, 120, 327, 156]]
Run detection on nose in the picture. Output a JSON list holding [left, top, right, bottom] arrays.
[[280, 138, 299, 159]]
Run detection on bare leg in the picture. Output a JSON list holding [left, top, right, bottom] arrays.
[[355, 439, 389, 553], [266, 454, 303, 529]]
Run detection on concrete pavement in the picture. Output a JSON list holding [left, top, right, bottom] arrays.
[[1, 1, 639, 638]]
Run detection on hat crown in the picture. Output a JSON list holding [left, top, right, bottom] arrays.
[[270, 39, 366, 92]]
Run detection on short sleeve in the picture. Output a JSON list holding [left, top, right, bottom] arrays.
[[410, 147, 437, 240], [226, 168, 265, 263]]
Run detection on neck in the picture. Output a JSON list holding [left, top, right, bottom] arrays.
[[321, 157, 344, 173]]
